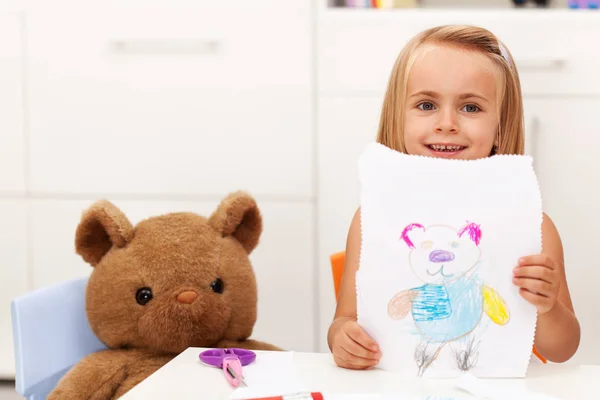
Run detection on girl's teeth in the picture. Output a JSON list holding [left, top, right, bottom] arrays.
[[430, 145, 463, 151]]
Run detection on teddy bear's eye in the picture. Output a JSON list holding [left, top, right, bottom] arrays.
[[210, 278, 224, 294], [136, 287, 153, 305]]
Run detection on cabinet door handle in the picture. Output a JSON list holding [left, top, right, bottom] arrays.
[[108, 39, 221, 55], [515, 58, 566, 70]]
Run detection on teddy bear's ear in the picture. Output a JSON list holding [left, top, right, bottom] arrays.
[[208, 191, 262, 254], [75, 200, 134, 267]]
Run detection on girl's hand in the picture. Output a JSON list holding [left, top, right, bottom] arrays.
[[512, 254, 561, 314], [330, 318, 381, 369]]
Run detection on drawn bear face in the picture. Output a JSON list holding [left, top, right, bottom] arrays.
[[400, 222, 482, 285]]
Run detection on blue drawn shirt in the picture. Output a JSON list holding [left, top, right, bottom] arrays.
[[411, 275, 483, 343]]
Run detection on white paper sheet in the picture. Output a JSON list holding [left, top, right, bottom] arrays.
[[455, 372, 562, 400], [357, 143, 540, 378], [228, 351, 309, 400]]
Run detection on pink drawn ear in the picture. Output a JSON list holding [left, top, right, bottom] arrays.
[[400, 223, 425, 249], [458, 221, 482, 246]]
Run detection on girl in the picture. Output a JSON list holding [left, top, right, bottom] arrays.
[[327, 25, 581, 370]]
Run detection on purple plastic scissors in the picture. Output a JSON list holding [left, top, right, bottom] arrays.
[[199, 348, 256, 388]]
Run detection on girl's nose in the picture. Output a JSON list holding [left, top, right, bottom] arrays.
[[435, 109, 459, 134]]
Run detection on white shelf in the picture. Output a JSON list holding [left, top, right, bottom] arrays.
[[323, 0, 577, 9], [319, 7, 599, 19]]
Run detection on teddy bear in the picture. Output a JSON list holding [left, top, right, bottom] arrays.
[[48, 191, 281, 399]]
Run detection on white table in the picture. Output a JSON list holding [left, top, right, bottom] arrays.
[[121, 347, 600, 400]]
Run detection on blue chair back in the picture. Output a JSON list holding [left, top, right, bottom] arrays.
[[11, 277, 107, 400]]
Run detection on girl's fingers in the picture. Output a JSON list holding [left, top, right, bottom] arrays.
[[513, 266, 555, 284], [346, 323, 379, 353], [519, 288, 552, 309], [335, 345, 379, 369], [331, 320, 381, 370], [341, 334, 381, 360], [518, 254, 555, 269], [334, 354, 372, 370], [513, 276, 552, 297]]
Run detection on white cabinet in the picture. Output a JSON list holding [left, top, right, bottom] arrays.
[[318, 10, 600, 96], [30, 199, 316, 352], [0, 12, 26, 379], [316, 96, 382, 351], [0, 200, 28, 379], [26, 8, 312, 198], [19, 0, 303, 10], [524, 98, 600, 366], [0, 13, 25, 193]]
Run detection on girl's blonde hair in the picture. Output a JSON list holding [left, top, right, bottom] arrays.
[[376, 25, 524, 156]]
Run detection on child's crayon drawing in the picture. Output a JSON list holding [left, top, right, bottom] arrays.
[[357, 143, 541, 377], [387, 221, 510, 376]]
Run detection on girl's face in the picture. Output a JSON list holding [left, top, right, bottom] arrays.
[[403, 44, 501, 160]]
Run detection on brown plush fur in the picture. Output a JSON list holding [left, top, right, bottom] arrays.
[[48, 191, 281, 400]]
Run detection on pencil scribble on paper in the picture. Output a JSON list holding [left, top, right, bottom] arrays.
[[388, 222, 510, 376]]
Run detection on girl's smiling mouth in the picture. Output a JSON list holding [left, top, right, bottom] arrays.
[[425, 143, 467, 158]]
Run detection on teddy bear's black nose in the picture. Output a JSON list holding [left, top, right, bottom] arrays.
[[176, 291, 198, 304]]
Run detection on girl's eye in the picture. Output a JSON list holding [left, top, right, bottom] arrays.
[[417, 102, 436, 111], [462, 104, 480, 113]]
